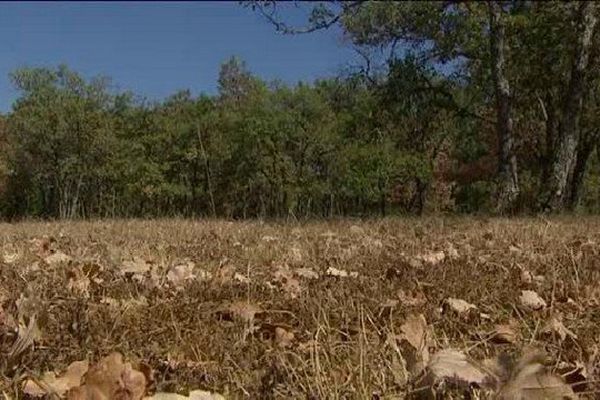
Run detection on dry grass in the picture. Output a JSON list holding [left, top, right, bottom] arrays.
[[1, 217, 599, 399]]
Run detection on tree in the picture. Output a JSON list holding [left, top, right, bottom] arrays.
[[488, 1, 519, 213], [539, 2, 599, 211]]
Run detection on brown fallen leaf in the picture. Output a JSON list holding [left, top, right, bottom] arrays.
[[44, 250, 72, 265], [144, 390, 225, 400], [274, 326, 295, 348], [422, 349, 494, 389], [325, 267, 358, 278], [23, 360, 89, 397], [121, 257, 152, 276], [519, 290, 547, 310], [67, 267, 91, 298], [166, 261, 196, 288], [272, 265, 302, 298], [398, 313, 431, 376], [490, 323, 518, 344], [294, 267, 319, 280], [2, 249, 19, 264], [444, 298, 477, 314], [67, 352, 147, 400], [397, 289, 427, 307], [224, 301, 262, 324], [416, 251, 446, 266], [540, 314, 577, 341], [497, 348, 577, 399]]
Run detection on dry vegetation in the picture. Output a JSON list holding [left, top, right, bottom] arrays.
[[1, 217, 600, 399]]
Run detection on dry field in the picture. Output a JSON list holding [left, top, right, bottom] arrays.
[[1, 217, 600, 399]]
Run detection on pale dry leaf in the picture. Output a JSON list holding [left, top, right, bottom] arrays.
[[325, 267, 358, 278], [272, 265, 302, 298], [540, 315, 577, 341], [509, 245, 521, 254], [67, 352, 147, 400], [444, 298, 477, 314], [398, 313, 430, 376], [44, 250, 72, 265], [233, 273, 250, 284], [286, 246, 304, 263], [23, 360, 89, 397], [490, 324, 518, 344], [145, 392, 226, 400], [121, 257, 152, 275], [445, 243, 459, 259], [67, 268, 91, 298], [226, 301, 262, 324], [349, 225, 364, 235], [416, 251, 446, 266], [497, 349, 577, 400], [2, 250, 19, 264], [9, 316, 41, 361], [519, 290, 547, 310], [520, 268, 533, 285], [397, 289, 427, 307], [274, 327, 295, 348], [425, 349, 493, 388], [400, 314, 428, 353], [294, 267, 319, 280], [166, 261, 196, 288]]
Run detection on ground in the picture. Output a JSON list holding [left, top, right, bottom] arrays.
[[0, 217, 599, 399]]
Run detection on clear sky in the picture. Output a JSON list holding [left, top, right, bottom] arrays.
[[0, 1, 358, 112]]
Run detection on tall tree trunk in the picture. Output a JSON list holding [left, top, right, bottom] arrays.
[[540, 2, 598, 212], [566, 130, 599, 210], [489, 1, 519, 213]]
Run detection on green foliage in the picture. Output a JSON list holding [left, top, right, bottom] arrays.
[[3, 0, 600, 218]]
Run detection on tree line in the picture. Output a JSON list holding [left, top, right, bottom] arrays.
[[0, 1, 599, 219]]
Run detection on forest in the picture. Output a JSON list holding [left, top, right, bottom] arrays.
[[1, 1, 599, 219]]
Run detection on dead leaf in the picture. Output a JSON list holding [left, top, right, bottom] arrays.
[[166, 261, 196, 288], [2, 250, 19, 264], [121, 257, 152, 276], [497, 349, 577, 399], [274, 327, 295, 348], [272, 265, 302, 298], [144, 390, 225, 400], [23, 360, 89, 397], [286, 246, 304, 263], [490, 324, 518, 344], [424, 349, 493, 388], [225, 302, 262, 324], [416, 251, 446, 266], [398, 313, 431, 376], [67, 352, 147, 400], [444, 298, 477, 314], [520, 268, 533, 285], [294, 267, 319, 280], [67, 267, 91, 297], [325, 267, 358, 278], [540, 315, 577, 341], [45, 250, 72, 265], [397, 289, 427, 307], [8, 315, 41, 361], [233, 272, 250, 284], [349, 225, 364, 235], [519, 290, 547, 310], [445, 243, 459, 259]]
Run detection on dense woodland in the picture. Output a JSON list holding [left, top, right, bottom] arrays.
[[1, 1, 599, 219]]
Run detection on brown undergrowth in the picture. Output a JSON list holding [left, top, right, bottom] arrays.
[[0, 217, 599, 399]]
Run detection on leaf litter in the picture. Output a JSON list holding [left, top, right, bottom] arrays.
[[1, 219, 599, 399]]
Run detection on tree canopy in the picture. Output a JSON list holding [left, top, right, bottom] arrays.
[[1, 2, 599, 219]]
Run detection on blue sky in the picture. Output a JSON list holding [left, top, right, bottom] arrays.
[[0, 1, 359, 112]]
